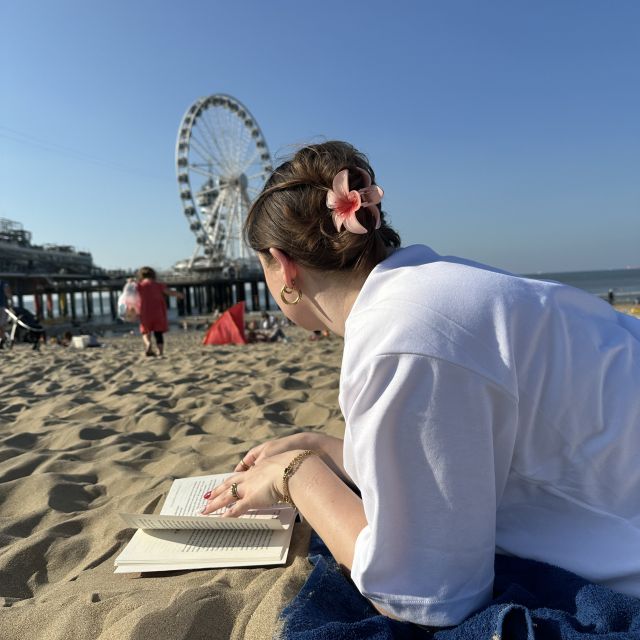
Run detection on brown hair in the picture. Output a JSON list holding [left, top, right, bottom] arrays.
[[244, 141, 400, 276], [137, 266, 156, 281]]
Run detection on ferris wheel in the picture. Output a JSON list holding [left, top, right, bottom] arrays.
[[175, 94, 273, 270]]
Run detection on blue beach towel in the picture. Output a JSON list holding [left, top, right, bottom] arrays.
[[280, 534, 640, 639]]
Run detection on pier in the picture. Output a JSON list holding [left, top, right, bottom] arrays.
[[1, 217, 274, 325], [0, 271, 271, 325]]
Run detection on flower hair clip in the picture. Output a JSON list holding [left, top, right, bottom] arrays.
[[326, 167, 384, 234]]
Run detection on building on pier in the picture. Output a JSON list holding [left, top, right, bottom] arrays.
[[0, 218, 96, 275]]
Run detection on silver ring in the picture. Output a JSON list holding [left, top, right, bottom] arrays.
[[230, 482, 239, 500]]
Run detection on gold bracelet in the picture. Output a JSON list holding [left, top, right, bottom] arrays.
[[276, 450, 317, 509]]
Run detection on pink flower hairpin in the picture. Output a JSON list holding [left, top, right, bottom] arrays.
[[326, 167, 384, 234]]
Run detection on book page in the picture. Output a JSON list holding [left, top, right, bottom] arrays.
[[117, 527, 282, 560], [161, 474, 230, 517], [120, 512, 288, 531], [160, 473, 292, 520], [114, 557, 287, 573], [115, 513, 293, 565], [119, 473, 293, 529]]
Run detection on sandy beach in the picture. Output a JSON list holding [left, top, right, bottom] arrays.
[[0, 326, 344, 640]]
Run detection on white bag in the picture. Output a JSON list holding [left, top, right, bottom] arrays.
[[117, 280, 141, 322]]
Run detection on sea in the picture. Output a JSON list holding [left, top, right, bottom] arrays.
[[523, 267, 640, 303]]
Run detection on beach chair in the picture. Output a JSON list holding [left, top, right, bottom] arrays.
[[3, 306, 45, 350]]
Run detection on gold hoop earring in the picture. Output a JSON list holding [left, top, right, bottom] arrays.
[[280, 284, 302, 305]]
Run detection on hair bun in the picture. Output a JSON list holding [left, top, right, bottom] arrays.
[[244, 141, 400, 276]]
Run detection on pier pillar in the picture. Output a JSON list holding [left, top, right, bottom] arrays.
[[46, 293, 54, 319], [176, 287, 184, 316], [70, 292, 77, 321], [85, 291, 93, 321], [98, 291, 104, 317], [263, 284, 271, 311], [235, 281, 245, 304], [213, 284, 224, 311], [184, 286, 192, 315], [205, 285, 213, 313], [17, 293, 24, 309], [35, 294, 43, 321], [109, 289, 117, 320], [58, 292, 68, 318], [203, 286, 209, 313], [251, 282, 259, 312]]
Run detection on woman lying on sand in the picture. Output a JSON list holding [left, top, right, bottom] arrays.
[[201, 141, 640, 627]]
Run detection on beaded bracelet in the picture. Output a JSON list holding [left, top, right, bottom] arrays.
[[275, 450, 317, 509]]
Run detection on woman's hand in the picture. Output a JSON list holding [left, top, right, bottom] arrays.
[[236, 432, 351, 486], [235, 432, 346, 472], [234, 433, 316, 471], [201, 451, 306, 517]]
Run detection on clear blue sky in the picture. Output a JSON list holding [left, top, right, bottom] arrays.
[[1, 0, 638, 274]]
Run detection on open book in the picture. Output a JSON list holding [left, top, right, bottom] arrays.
[[114, 473, 296, 573]]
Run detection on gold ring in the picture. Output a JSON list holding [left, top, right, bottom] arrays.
[[230, 482, 239, 500], [239, 459, 250, 471]]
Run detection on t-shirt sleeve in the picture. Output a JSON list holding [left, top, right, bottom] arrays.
[[343, 353, 518, 626]]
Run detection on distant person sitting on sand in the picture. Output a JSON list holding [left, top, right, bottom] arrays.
[[201, 141, 640, 628], [0, 280, 12, 349], [260, 311, 276, 330], [264, 323, 287, 343], [245, 319, 287, 343], [245, 320, 259, 343], [136, 267, 183, 357], [309, 329, 330, 341]]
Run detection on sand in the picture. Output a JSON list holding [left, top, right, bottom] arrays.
[[0, 327, 345, 640]]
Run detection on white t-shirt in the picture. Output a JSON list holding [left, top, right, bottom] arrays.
[[340, 245, 640, 626]]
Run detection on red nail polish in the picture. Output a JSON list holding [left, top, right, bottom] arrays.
[[203, 490, 211, 499]]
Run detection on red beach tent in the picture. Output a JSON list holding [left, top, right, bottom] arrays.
[[202, 301, 247, 345]]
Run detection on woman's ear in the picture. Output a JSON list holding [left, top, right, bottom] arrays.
[[269, 248, 298, 288]]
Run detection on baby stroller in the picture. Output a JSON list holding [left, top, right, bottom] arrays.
[[3, 306, 45, 350]]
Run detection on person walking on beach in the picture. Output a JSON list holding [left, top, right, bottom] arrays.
[[200, 141, 640, 627], [136, 266, 182, 357]]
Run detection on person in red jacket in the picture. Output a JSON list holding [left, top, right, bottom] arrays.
[[136, 266, 183, 357]]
